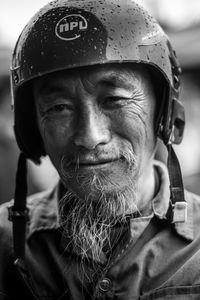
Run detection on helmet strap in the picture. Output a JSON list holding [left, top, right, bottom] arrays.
[[8, 152, 29, 261], [166, 144, 187, 223]]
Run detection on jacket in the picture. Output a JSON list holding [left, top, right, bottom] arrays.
[[1, 161, 200, 300]]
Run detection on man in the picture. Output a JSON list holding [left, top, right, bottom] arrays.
[[0, 0, 200, 299]]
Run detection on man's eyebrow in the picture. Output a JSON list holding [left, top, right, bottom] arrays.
[[97, 74, 135, 91], [37, 81, 71, 96]]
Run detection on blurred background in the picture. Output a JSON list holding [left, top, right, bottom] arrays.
[[136, 0, 200, 195], [0, 0, 200, 204]]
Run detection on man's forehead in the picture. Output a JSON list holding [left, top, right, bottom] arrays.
[[33, 63, 148, 92]]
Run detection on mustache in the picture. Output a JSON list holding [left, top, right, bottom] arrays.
[[60, 146, 136, 170]]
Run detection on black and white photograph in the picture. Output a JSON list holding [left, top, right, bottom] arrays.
[[0, 0, 200, 299]]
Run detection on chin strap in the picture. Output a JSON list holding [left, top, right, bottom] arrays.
[[8, 152, 29, 261], [166, 144, 187, 223]]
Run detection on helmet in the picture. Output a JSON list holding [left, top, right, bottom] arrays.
[[11, 0, 185, 164]]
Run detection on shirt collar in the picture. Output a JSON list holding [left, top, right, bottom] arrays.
[[150, 160, 193, 242], [129, 160, 170, 246], [27, 187, 60, 238]]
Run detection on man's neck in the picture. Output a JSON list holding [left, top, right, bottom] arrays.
[[137, 160, 158, 216]]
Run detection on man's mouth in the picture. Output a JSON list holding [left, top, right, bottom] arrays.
[[71, 158, 119, 169]]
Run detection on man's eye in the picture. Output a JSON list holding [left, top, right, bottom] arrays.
[[46, 104, 72, 114], [102, 96, 131, 107]]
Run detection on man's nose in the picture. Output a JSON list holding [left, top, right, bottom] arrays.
[[73, 105, 111, 150]]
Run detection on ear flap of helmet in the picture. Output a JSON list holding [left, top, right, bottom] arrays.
[[169, 99, 185, 145], [158, 96, 185, 146], [157, 39, 185, 146], [167, 40, 185, 145], [14, 82, 45, 164]]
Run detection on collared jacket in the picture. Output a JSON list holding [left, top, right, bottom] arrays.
[[1, 161, 200, 300]]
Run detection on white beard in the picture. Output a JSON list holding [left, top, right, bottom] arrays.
[[59, 163, 139, 262], [60, 147, 139, 261]]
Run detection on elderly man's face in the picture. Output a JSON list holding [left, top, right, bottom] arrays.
[[33, 64, 156, 207]]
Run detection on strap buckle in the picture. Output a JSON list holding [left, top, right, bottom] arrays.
[[172, 201, 187, 223], [8, 205, 29, 222]]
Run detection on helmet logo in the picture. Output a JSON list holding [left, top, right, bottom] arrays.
[[55, 14, 88, 41]]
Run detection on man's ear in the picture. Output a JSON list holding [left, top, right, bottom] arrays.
[[170, 99, 185, 145]]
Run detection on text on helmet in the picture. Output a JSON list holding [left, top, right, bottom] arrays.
[[55, 14, 88, 41]]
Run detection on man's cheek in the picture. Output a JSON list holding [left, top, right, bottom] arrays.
[[39, 124, 67, 166], [113, 105, 147, 132], [39, 120, 66, 146]]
